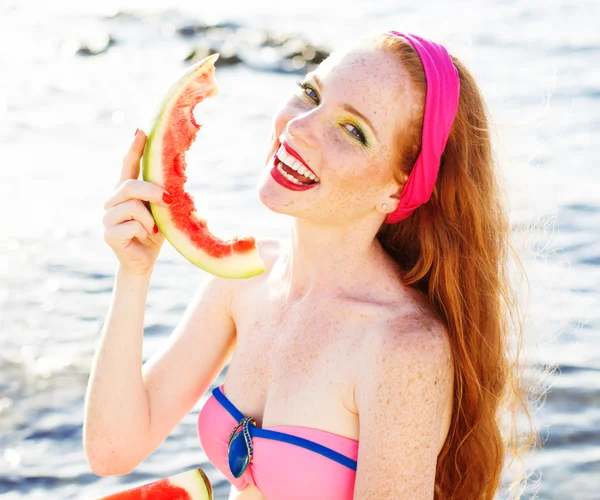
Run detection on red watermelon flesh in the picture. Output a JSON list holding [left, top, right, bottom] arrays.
[[142, 53, 265, 279], [98, 481, 189, 500], [96, 467, 212, 500]]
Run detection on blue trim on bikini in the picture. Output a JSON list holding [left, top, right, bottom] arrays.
[[212, 386, 358, 471]]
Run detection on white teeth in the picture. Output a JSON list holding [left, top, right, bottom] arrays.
[[275, 144, 320, 183], [277, 162, 305, 185]]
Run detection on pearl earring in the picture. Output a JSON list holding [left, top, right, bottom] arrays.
[[381, 203, 389, 211]]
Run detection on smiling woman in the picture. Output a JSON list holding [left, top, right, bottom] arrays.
[[231, 31, 538, 499], [86, 29, 541, 500]]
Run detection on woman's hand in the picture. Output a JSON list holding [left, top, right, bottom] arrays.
[[102, 129, 171, 276]]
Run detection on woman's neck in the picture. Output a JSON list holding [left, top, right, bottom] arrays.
[[275, 218, 397, 302]]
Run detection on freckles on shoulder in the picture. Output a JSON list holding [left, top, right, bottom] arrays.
[[356, 314, 454, 412], [350, 316, 454, 497]]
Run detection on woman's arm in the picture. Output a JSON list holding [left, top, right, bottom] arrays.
[[83, 266, 237, 476], [352, 317, 454, 499]]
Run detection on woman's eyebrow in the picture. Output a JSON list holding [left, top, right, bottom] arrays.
[[312, 74, 379, 141]]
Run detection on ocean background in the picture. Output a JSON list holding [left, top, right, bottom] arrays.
[[0, 0, 598, 498]]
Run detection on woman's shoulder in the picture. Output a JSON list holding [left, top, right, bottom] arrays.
[[356, 287, 453, 393], [201, 237, 283, 289], [213, 237, 283, 321], [228, 236, 284, 292], [360, 284, 450, 360]]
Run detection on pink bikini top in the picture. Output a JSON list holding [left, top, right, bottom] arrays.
[[197, 384, 359, 499]]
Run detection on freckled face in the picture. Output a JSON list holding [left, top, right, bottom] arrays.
[[256, 47, 414, 224]]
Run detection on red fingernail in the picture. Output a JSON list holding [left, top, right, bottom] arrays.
[[153, 224, 158, 234], [162, 192, 173, 204]]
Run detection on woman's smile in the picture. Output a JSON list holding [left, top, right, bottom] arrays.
[[269, 154, 320, 192], [275, 143, 320, 184]]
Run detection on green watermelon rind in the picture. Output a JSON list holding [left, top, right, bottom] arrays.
[[168, 467, 213, 499], [142, 53, 266, 279]]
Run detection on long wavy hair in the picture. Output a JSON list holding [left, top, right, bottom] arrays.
[[371, 34, 547, 499]]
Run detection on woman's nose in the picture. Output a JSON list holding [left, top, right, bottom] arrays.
[[284, 108, 320, 148]]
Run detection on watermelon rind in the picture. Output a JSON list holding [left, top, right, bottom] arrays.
[[142, 53, 265, 279], [169, 467, 213, 499], [148, 204, 265, 278]]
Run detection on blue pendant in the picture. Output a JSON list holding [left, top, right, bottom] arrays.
[[228, 417, 255, 478], [228, 430, 250, 478]]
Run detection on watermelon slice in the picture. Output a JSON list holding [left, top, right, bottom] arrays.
[[142, 53, 265, 279], [95, 467, 212, 499]]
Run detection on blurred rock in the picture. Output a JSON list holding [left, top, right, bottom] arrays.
[[212, 21, 243, 31], [259, 30, 296, 48], [237, 30, 331, 74], [96, 15, 332, 73], [102, 10, 144, 22], [184, 43, 241, 66], [302, 45, 329, 65], [281, 43, 329, 73], [75, 33, 116, 57], [177, 23, 210, 37], [217, 51, 242, 67], [177, 21, 241, 38]]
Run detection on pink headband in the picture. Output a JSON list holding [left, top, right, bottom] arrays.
[[384, 31, 460, 224]]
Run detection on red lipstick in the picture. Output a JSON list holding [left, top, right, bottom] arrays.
[[269, 156, 318, 192], [282, 141, 316, 176]]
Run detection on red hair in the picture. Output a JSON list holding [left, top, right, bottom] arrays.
[[372, 34, 548, 499]]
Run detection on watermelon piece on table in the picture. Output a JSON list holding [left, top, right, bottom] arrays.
[[95, 467, 212, 499]]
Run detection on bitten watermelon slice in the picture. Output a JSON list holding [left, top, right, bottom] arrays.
[[95, 467, 212, 499], [142, 53, 265, 279]]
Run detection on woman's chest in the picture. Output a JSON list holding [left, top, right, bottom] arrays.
[[224, 291, 376, 431]]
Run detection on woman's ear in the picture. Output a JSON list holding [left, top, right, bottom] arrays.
[[378, 192, 400, 215], [387, 178, 407, 205]]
